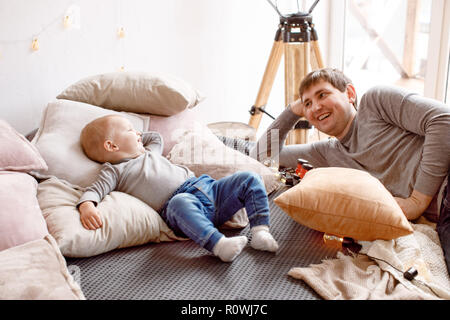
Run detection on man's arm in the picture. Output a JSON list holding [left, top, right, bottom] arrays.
[[249, 101, 302, 162], [142, 131, 164, 155], [76, 163, 119, 230], [364, 86, 450, 218], [249, 99, 330, 169], [365, 85, 450, 195], [395, 190, 434, 220]]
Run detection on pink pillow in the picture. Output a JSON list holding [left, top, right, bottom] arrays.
[[0, 172, 49, 251], [0, 119, 47, 172], [148, 108, 202, 156]]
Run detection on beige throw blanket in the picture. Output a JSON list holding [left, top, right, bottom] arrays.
[[288, 221, 450, 300]]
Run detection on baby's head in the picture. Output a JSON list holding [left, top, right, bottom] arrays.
[[80, 115, 145, 163]]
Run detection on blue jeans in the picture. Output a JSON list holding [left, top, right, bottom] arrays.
[[159, 172, 270, 252]]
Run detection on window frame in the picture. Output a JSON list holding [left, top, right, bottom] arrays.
[[424, 0, 450, 101]]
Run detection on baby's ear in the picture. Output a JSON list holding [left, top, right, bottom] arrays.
[[103, 140, 118, 152]]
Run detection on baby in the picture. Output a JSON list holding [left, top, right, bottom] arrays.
[[77, 114, 278, 262]]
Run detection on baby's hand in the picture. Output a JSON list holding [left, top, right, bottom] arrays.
[[78, 201, 103, 230]]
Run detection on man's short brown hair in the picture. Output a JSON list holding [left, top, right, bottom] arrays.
[[299, 68, 357, 109]]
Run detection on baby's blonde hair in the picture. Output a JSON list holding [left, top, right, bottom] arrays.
[[80, 115, 119, 163]]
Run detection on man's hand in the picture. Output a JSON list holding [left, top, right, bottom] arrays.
[[78, 201, 102, 230], [289, 99, 305, 117], [394, 189, 433, 221]]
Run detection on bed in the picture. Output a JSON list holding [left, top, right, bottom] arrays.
[[1, 71, 449, 301], [64, 186, 337, 300]]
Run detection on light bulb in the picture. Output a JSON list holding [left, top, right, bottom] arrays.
[[117, 27, 125, 39], [119, 65, 125, 72], [63, 15, 72, 28], [31, 38, 39, 51], [64, 5, 81, 29]]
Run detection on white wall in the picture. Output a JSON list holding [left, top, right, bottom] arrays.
[[0, 0, 329, 135]]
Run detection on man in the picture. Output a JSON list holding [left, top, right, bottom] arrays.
[[250, 67, 450, 271]]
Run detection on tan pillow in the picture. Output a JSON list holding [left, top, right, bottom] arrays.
[[56, 71, 205, 116], [0, 234, 85, 300], [31, 99, 150, 188], [37, 176, 185, 258], [167, 125, 280, 195], [274, 167, 413, 241]]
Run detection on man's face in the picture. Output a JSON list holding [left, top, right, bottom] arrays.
[[301, 80, 356, 140]]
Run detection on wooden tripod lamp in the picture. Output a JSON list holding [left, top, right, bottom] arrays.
[[248, 0, 325, 145]]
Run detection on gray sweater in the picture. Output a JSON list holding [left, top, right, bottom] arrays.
[[250, 85, 450, 200], [77, 132, 195, 212]]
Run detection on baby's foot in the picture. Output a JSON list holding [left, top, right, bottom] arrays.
[[250, 225, 279, 252], [213, 235, 248, 262]]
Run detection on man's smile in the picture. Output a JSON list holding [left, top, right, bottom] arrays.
[[317, 112, 331, 121]]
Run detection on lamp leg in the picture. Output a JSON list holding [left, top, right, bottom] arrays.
[[311, 40, 325, 69], [248, 35, 284, 131], [285, 42, 310, 145]]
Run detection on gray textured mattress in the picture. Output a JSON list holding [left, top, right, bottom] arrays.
[[65, 136, 338, 300], [66, 186, 338, 300]]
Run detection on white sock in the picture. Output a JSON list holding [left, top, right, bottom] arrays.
[[212, 235, 248, 262], [250, 225, 279, 252]]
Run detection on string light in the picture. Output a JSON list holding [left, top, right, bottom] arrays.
[[117, 27, 125, 39], [64, 5, 81, 30], [1, 3, 127, 70], [63, 15, 73, 29], [31, 38, 40, 51], [1, 5, 75, 53]]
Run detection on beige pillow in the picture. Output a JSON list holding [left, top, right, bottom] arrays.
[[274, 167, 413, 241], [0, 234, 85, 300], [56, 71, 205, 116], [31, 99, 150, 187], [167, 125, 280, 195], [37, 176, 185, 258]]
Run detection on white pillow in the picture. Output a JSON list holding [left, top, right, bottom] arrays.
[[0, 234, 85, 300], [167, 125, 280, 195], [37, 176, 185, 258], [31, 99, 150, 187], [56, 71, 205, 116]]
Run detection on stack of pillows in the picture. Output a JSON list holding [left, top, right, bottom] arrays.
[[27, 71, 280, 258], [0, 119, 84, 299]]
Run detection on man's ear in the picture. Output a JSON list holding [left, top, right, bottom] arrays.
[[104, 140, 119, 152], [346, 83, 357, 103]]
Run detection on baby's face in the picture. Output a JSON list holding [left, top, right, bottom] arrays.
[[109, 116, 145, 159]]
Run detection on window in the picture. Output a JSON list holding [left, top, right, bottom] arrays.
[[343, 0, 432, 95], [326, 0, 450, 101]]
